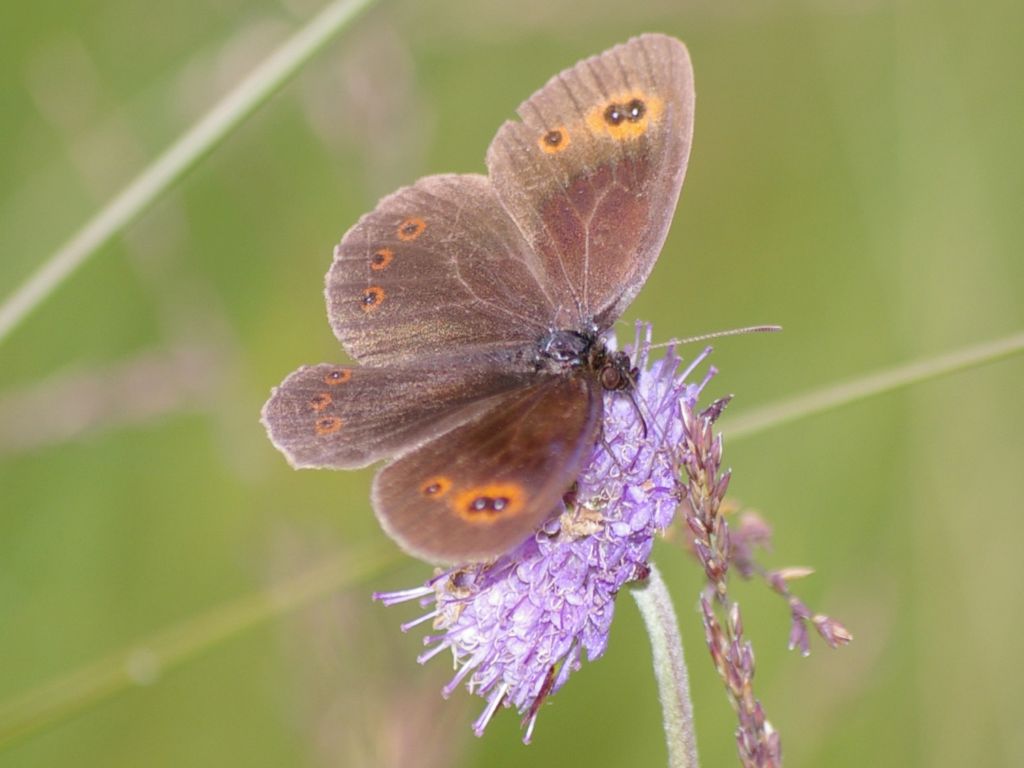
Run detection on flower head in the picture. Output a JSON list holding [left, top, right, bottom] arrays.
[[376, 324, 713, 741]]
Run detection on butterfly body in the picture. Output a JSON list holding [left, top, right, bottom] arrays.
[[263, 34, 695, 563], [534, 328, 636, 392]]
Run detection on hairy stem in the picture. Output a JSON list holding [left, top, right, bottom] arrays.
[[632, 563, 700, 768]]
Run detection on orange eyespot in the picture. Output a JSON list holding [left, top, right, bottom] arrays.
[[396, 217, 426, 241], [452, 482, 526, 522], [538, 127, 570, 154], [314, 416, 342, 435], [360, 286, 386, 313], [370, 247, 394, 271], [309, 392, 332, 412], [419, 475, 453, 498], [586, 91, 663, 141], [323, 368, 352, 385], [603, 98, 646, 126]]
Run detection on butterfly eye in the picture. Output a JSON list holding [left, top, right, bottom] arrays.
[[599, 366, 623, 390]]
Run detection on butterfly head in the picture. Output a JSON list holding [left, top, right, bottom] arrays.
[[535, 328, 637, 393]]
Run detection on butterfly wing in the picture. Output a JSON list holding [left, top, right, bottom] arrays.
[[275, 37, 693, 564], [486, 33, 694, 329], [261, 354, 535, 470], [372, 374, 603, 564], [326, 173, 555, 366]]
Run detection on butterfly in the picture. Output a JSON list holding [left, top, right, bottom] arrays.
[[261, 34, 695, 564]]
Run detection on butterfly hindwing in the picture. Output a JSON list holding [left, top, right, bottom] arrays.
[[372, 375, 603, 564], [485, 34, 694, 329]]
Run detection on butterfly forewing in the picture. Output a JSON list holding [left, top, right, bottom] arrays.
[[327, 173, 554, 366], [486, 34, 694, 329], [372, 375, 603, 564], [261, 355, 537, 470]]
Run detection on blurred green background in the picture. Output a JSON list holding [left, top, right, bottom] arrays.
[[2, 0, 1022, 766]]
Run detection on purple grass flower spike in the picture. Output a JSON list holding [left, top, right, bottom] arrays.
[[375, 323, 713, 742]]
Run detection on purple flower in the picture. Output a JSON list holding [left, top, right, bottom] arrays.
[[375, 324, 713, 741]]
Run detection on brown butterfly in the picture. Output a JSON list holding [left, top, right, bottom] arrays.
[[262, 34, 695, 564]]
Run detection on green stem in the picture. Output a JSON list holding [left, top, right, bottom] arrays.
[[0, 0, 378, 346], [631, 563, 700, 768], [724, 330, 1024, 439]]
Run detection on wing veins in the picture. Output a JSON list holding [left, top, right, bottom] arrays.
[[412, 186, 549, 331], [506, 127, 584, 318]]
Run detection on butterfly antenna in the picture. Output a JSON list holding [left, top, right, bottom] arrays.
[[649, 324, 782, 349]]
